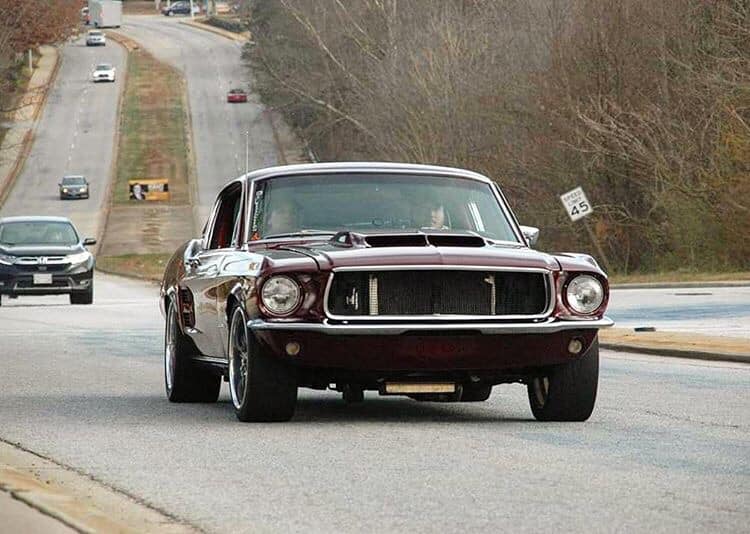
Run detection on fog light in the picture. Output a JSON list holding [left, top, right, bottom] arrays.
[[285, 341, 301, 356], [568, 338, 584, 355]]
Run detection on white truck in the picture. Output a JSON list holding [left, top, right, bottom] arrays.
[[89, 0, 122, 28]]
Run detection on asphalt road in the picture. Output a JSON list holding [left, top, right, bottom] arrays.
[[608, 286, 750, 338], [0, 274, 748, 533], [118, 15, 281, 228], [0, 35, 125, 241]]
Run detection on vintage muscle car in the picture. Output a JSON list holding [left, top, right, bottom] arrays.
[[160, 163, 613, 422]]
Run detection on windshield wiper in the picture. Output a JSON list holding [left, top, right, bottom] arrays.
[[262, 230, 338, 240]]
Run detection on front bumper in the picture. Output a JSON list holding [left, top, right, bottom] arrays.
[[249, 317, 613, 371], [0, 269, 93, 296], [249, 316, 613, 336], [60, 190, 89, 198]]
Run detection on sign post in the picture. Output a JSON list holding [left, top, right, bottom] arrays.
[[560, 187, 613, 273]]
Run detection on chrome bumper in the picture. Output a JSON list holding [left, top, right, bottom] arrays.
[[248, 316, 614, 336]]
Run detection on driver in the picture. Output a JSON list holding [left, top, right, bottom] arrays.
[[418, 200, 450, 230]]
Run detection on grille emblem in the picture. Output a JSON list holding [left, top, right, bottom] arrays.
[[345, 287, 359, 311]]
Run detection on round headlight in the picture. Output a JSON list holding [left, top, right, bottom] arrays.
[[565, 274, 604, 315], [261, 275, 301, 316]]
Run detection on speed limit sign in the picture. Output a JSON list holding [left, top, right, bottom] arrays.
[[560, 187, 592, 222]]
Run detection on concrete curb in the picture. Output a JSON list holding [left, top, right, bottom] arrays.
[[601, 342, 750, 364], [611, 280, 750, 290], [179, 18, 249, 42], [0, 438, 197, 533], [94, 37, 128, 257], [95, 265, 161, 284], [0, 46, 62, 209]]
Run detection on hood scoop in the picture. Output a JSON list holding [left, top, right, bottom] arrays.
[[332, 231, 487, 248]]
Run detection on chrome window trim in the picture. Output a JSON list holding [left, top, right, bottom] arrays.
[[241, 165, 525, 245], [323, 265, 555, 322]]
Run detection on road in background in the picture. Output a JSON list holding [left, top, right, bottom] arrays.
[[608, 285, 750, 338], [0, 275, 748, 533], [119, 16, 281, 228], [0, 36, 125, 241]]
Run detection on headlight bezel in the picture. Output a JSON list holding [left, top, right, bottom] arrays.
[[259, 274, 303, 317], [66, 251, 92, 265], [0, 253, 16, 266], [563, 273, 606, 316]]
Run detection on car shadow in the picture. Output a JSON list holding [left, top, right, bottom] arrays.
[[1, 393, 534, 425]]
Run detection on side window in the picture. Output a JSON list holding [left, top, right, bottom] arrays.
[[208, 184, 243, 250]]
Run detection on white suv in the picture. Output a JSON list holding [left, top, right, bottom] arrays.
[[86, 30, 106, 46], [92, 63, 116, 82]]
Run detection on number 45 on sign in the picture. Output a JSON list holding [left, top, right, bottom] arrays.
[[560, 186, 592, 222]]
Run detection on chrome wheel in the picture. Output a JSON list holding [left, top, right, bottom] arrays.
[[165, 303, 177, 392], [229, 309, 249, 410], [531, 376, 549, 408]]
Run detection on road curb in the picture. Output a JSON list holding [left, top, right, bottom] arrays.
[[611, 280, 750, 290], [0, 46, 62, 209], [0, 438, 197, 533], [601, 342, 750, 364], [179, 18, 249, 42], [94, 37, 128, 257]]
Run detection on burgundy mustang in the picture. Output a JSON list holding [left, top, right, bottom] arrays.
[[160, 163, 613, 422]]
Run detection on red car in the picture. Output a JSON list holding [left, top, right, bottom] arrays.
[[160, 163, 613, 422], [227, 88, 247, 103]]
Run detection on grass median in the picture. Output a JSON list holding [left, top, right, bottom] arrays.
[[97, 253, 172, 282], [114, 46, 190, 205], [99, 35, 195, 281]]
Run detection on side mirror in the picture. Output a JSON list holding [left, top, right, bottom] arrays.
[[83, 237, 97, 246], [520, 225, 540, 247]]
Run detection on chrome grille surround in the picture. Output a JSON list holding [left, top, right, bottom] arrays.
[[324, 265, 555, 321]]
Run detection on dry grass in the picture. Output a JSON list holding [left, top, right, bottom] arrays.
[[115, 47, 190, 204], [122, 1, 157, 15], [97, 253, 172, 282]]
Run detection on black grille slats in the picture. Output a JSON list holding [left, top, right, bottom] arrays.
[[328, 270, 548, 317]]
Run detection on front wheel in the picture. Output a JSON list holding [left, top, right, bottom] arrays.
[[228, 306, 297, 422], [164, 300, 220, 402], [527, 337, 599, 422], [70, 284, 93, 305]]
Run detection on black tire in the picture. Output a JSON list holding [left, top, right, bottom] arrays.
[[228, 306, 297, 422], [70, 284, 93, 305], [164, 300, 221, 402], [527, 337, 599, 422], [460, 384, 492, 402]]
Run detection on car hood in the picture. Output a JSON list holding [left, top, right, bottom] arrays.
[[0, 244, 82, 257], [258, 232, 560, 272]]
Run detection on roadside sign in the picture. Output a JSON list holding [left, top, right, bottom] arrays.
[[560, 186, 592, 222], [129, 178, 170, 201]]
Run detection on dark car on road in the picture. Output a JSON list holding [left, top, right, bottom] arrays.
[[59, 175, 90, 200], [0, 216, 96, 306], [160, 163, 613, 422], [161, 1, 191, 15]]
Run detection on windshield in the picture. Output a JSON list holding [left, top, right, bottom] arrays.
[[62, 176, 86, 185], [0, 221, 79, 246], [251, 173, 519, 242], [95, 64, 112, 71]]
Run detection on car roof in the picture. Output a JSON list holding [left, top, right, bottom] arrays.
[[0, 216, 73, 224], [240, 162, 495, 185], [63, 175, 85, 179]]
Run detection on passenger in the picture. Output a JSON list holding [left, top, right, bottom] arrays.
[[264, 201, 299, 237]]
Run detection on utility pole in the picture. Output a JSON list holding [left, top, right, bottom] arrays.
[[245, 130, 249, 178], [189, 0, 194, 18]]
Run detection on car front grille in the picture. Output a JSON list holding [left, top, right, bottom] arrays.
[[327, 269, 550, 318]]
